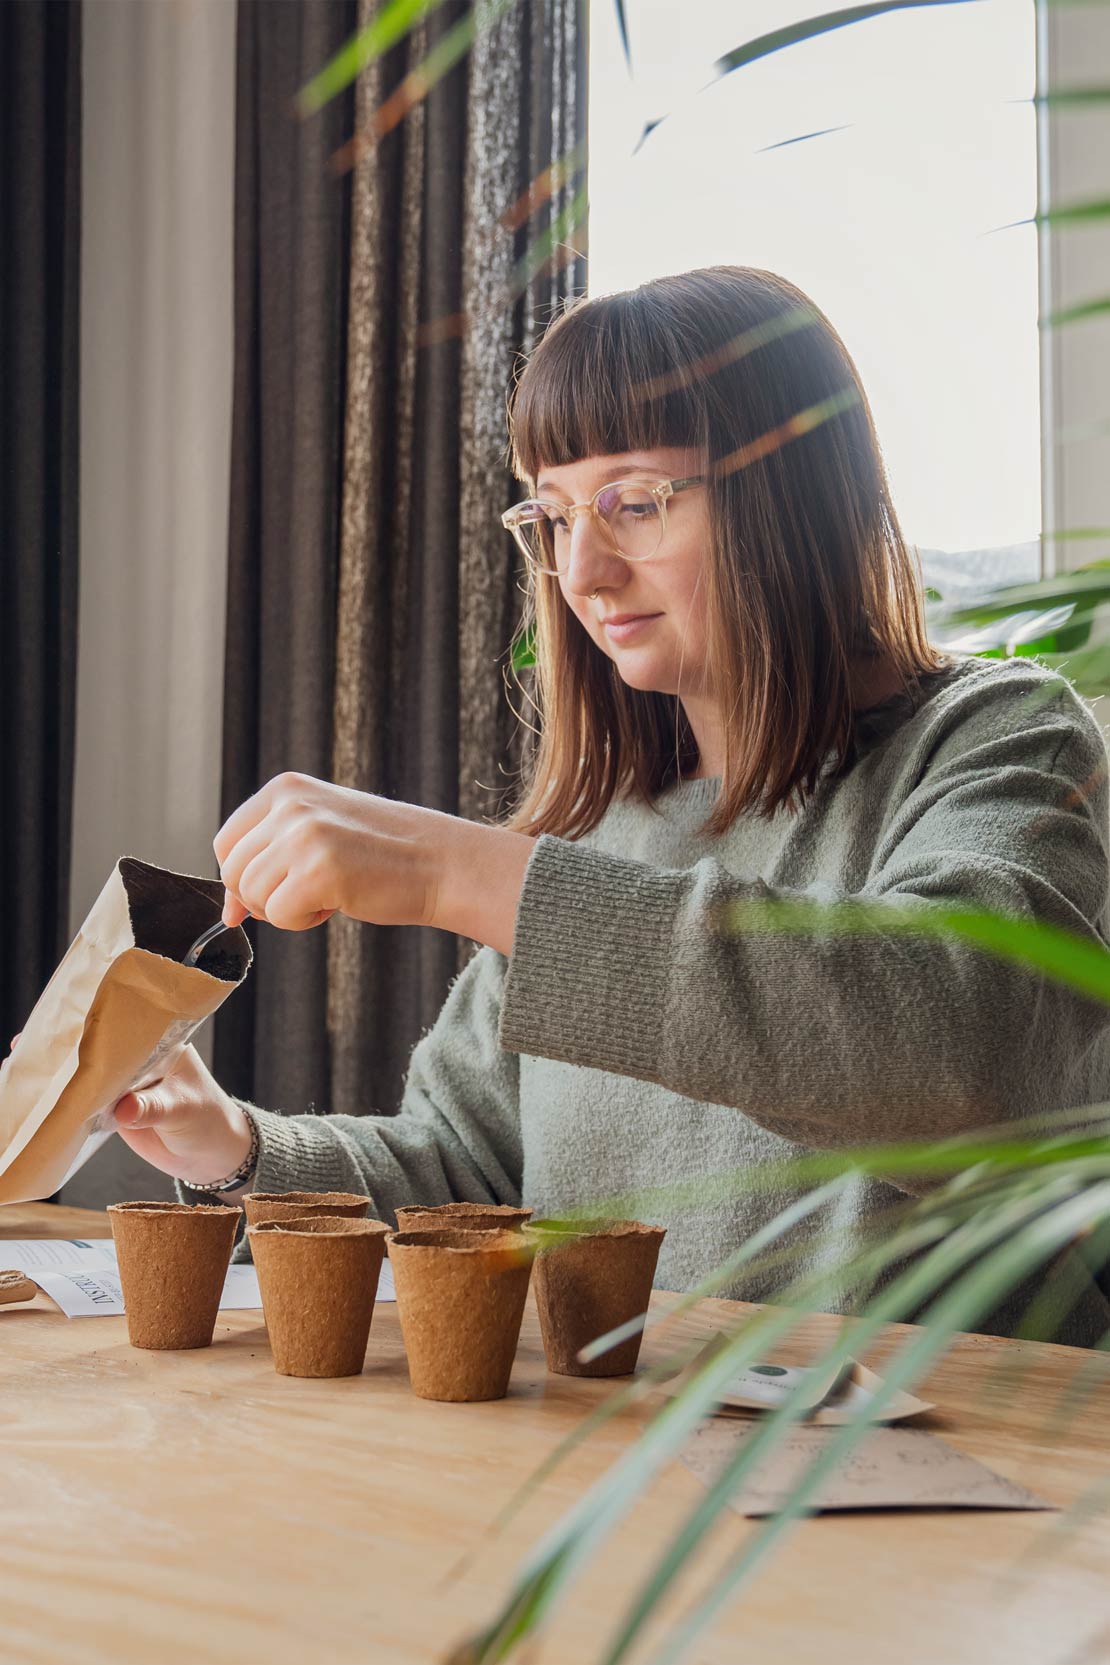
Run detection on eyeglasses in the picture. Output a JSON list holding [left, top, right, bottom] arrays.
[[501, 475, 705, 576]]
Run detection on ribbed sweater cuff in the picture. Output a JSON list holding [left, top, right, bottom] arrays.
[[177, 1105, 366, 1261], [500, 834, 678, 1078]]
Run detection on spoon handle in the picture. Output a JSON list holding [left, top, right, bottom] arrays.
[[183, 920, 231, 968]]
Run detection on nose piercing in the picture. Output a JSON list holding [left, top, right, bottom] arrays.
[[590, 589, 599, 600]]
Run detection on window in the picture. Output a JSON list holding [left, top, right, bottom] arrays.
[[587, 0, 1042, 596]]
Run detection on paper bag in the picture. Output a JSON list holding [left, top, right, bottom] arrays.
[[0, 859, 251, 1203]]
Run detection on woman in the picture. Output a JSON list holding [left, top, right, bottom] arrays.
[[110, 267, 1110, 1336]]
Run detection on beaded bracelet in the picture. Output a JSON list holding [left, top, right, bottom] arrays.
[[182, 1105, 260, 1195]]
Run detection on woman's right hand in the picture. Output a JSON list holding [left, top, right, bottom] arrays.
[[111, 1044, 254, 1189]]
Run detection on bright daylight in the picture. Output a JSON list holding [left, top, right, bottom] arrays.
[[589, 0, 1043, 591], [3, 1, 1109, 1662]]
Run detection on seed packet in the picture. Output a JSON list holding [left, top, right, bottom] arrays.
[[711, 1358, 933, 1424], [659, 1340, 932, 1423]]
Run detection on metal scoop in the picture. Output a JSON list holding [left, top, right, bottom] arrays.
[[183, 920, 231, 968]]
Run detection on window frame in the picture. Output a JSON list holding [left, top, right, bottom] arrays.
[[1037, 0, 1110, 577]]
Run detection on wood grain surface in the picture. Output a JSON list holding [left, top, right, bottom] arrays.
[[1, 1203, 1108, 1665], [1, 1201, 114, 1239]]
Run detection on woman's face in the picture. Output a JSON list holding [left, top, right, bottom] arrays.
[[537, 446, 713, 701]]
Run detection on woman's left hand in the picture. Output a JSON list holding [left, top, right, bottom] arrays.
[[213, 772, 536, 955]]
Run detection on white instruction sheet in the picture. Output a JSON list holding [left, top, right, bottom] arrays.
[[0, 1237, 118, 1270], [0, 1236, 396, 1316]]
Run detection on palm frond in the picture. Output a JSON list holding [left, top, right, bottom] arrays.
[[927, 561, 1110, 620], [632, 0, 977, 152], [329, 0, 519, 175], [642, 1181, 1110, 1665], [456, 1173, 1040, 1660], [456, 1164, 1108, 1663]]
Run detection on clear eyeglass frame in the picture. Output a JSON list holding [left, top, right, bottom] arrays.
[[501, 475, 705, 575]]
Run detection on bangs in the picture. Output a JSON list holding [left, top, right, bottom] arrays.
[[507, 290, 708, 484]]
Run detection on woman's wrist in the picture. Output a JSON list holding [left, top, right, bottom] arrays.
[[433, 821, 536, 955], [197, 1106, 260, 1193], [180, 1101, 258, 1195]]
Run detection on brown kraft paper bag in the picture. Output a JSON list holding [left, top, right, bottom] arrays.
[[0, 858, 251, 1204]]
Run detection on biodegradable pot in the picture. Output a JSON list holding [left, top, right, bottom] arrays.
[[527, 1218, 666, 1378], [248, 1215, 391, 1378], [387, 1229, 534, 1403], [394, 1202, 533, 1234], [108, 1201, 239, 1350], [243, 1190, 370, 1229]]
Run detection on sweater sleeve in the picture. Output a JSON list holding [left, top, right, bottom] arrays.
[[181, 945, 522, 1233], [499, 666, 1110, 1160]]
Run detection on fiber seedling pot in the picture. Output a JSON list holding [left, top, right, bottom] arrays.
[[394, 1202, 533, 1233], [243, 1190, 370, 1229], [248, 1215, 390, 1378], [108, 1201, 239, 1350], [387, 1229, 534, 1403], [527, 1218, 666, 1378]]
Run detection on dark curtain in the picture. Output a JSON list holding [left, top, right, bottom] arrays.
[[217, 0, 587, 1116], [216, 0, 357, 1111], [0, 1, 81, 1045]]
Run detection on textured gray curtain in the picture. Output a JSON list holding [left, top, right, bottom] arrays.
[[0, 1, 81, 1049], [219, 0, 587, 1117]]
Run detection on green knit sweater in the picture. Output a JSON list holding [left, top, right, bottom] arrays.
[[192, 658, 1110, 1345]]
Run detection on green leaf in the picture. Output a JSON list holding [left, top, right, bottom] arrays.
[[461, 1217, 901, 1659], [580, 1125, 1110, 1233], [926, 560, 1110, 681], [756, 124, 853, 152], [451, 1269, 821, 1604], [463, 1172, 1095, 1664], [509, 623, 536, 673], [1034, 644, 1110, 697], [633, 0, 978, 151], [406, 2, 511, 110], [641, 1182, 1110, 1665], [1041, 295, 1110, 328], [607, 1216, 1002, 1663], [928, 562, 1110, 629], [576, 1178, 854, 1364], [613, 0, 632, 71], [1033, 197, 1110, 227], [934, 607, 1082, 653], [509, 182, 589, 298], [1029, 87, 1110, 107], [711, 0, 975, 79], [460, 1301, 835, 1660], [296, 0, 445, 116], [722, 894, 1110, 1006]]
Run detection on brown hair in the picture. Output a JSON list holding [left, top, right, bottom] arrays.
[[504, 265, 942, 839]]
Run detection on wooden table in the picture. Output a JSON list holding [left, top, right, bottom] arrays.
[[2, 1204, 1108, 1665]]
